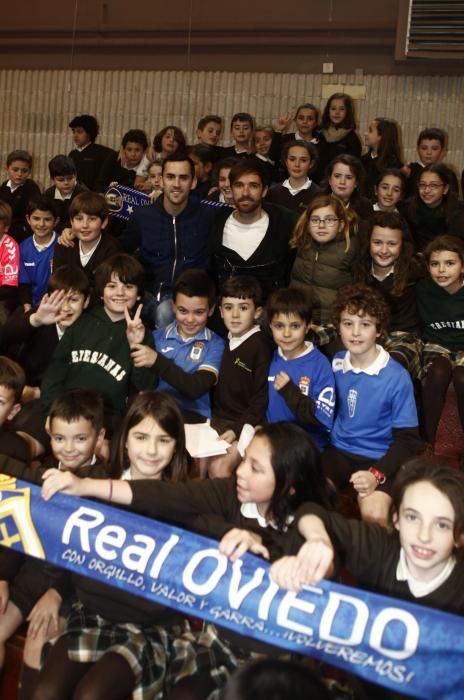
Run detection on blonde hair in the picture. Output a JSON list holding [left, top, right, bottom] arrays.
[[290, 194, 352, 252]]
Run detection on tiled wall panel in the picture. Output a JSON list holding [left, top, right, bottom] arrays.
[[0, 69, 462, 187]]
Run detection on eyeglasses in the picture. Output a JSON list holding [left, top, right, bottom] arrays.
[[309, 216, 340, 226], [418, 182, 444, 190]]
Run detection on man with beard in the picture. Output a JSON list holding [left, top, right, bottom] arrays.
[[122, 153, 221, 327], [209, 158, 297, 300]]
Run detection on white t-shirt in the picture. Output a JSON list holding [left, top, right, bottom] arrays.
[[222, 211, 269, 261]]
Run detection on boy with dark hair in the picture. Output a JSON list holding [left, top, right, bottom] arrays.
[[267, 287, 335, 451], [52, 191, 121, 284], [0, 265, 90, 396], [0, 355, 29, 464], [129, 268, 224, 422], [0, 201, 20, 321], [222, 112, 255, 158], [207, 275, 273, 476], [96, 129, 149, 193], [68, 114, 115, 190], [187, 144, 214, 198], [196, 115, 223, 147], [41, 254, 155, 426], [44, 155, 88, 233], [0, 389, 108, 694], [196, 114, 224, 162], [405, 127, 459, 196], [326, 283, 421, 524], [0, 150, 41, 243], [20, 196, 59, 309]]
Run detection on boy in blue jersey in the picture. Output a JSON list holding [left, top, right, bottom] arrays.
[[326, 284, 421, 525], [129, 268, 224, 422], [266, 287, 335, 451], [20, 196, 59, 310]]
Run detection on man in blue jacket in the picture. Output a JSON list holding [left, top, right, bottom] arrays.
[[122, 153, 222, 327]]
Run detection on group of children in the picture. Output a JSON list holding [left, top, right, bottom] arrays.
[[0, 97, 462, 698]]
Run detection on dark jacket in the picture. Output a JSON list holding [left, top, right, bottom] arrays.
[[69, 143, 116, 190], [52, 233, 122, 284], [121, 194, 218, 297], [209, 202, 297, 299]]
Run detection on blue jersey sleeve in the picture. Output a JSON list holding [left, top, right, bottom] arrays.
[[391, 367, 418, 429], [311, 356, 336, 431]]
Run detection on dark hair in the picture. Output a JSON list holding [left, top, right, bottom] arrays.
[[122, 129, 148, 150], [390, 456, 464, 543], [161, 152, 195, 179], [173, 268, 216, 307], [69, 192, 109, 221], [230, 112, 254, 129], [69, 114, 100, 141], [374, 167, 407, 199], [423, 234, 464, 266], [0, 356, 25, 403], [187, 143, 215, 165], [228, 158, 269, 188], [295, 102, 320, 125], [290, 193, 351, 252], [267, 286, 312, 325], [48, 389, 104, 433], [6, 150, 32, 168], [219, 275, 263, 306], [321, 92, 356, 130], [282, 139, 318, 166], [332, 283, 390, 331], [0, 202, 13, 226], [153, 126, 186, 154], [372, 118, 403, 170], [421, 162, 454, 189], [254, 422, 331, 528], [197, 114, 222, 130], [118, 391, 189, 481], [354, 211, 415, 296], [47, 265, 91, 297], [324, 153, 364, 190], [220, 658, 331, 700], [48, 154, 77, 178], [26, 195, 59, 218], [94, 254, 145, 299], [212, 156, 240, 184], [417, 127, 446, 148]]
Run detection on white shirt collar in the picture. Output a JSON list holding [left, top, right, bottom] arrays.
[[396, 548, 456, 597], [371, 260, 396, 281], [240, 501, 294, 530], [255, 153, 275, 166], [33, 231, 56, 252], [282, 177, 311, 195], [278, 340, 314, 361], [75, 143, 91, 152], [228, 324, 260, 350], [6, 179, 19, 192], [54, 187, 73, 201], [339, 345, 390, 375]]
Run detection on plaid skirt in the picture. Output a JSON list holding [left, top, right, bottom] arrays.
[[165, 620, 254, 692], [382, 331, 422, 379], [421, 342, 464, 378], [64, 602, 172, 700]]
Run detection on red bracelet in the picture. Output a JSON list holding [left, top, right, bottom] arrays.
[[369, 467, 386, 485]]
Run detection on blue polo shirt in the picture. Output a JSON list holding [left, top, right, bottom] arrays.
[[19, 234, 57, 305], [153, 322, 224, 418], [267, 342, 335, 450], [331, 347, 418, 459]]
